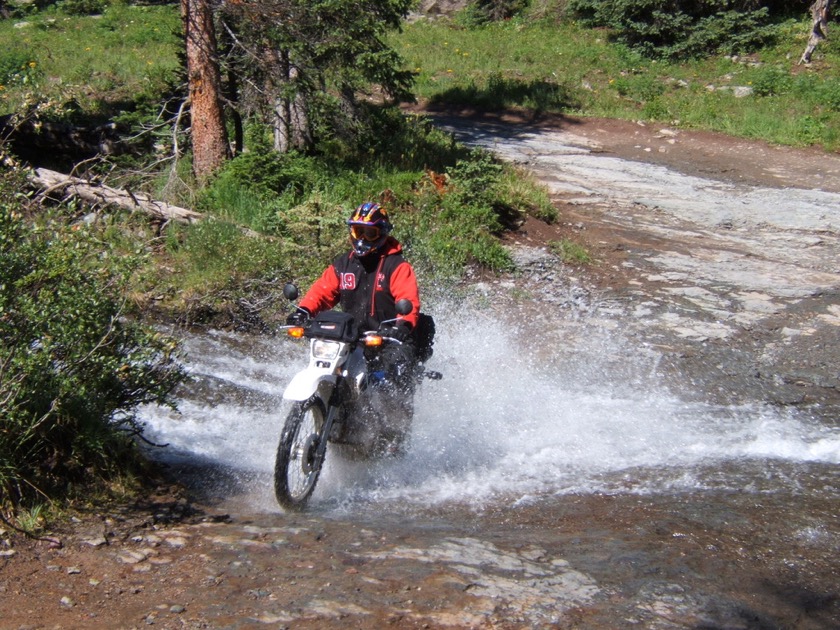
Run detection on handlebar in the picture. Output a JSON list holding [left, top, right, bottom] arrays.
[[362, 330, 404, 346], [280, 322, 403, 345]]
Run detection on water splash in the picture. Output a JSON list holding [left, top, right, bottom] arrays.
[[140, 307, 840, 512]]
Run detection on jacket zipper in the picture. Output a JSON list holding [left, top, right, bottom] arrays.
[[370, 255, 386, 318]]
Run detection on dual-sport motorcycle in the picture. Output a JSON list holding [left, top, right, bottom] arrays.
[[274, 284, 439, 511]]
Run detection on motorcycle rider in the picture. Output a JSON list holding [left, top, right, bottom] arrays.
[[285, 202, 421, 452], [287, 201, 420, 337]]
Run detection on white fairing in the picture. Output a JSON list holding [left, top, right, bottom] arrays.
[[282, 337, 352, 401], [282, 370, 336, 401]]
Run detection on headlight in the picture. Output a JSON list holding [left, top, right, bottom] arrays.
[[312, 339, 340, 360]]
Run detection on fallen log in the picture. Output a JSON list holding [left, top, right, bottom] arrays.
[[29, 167, 204, 224]]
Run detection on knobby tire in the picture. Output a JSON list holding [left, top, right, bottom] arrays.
[[274, 397, 327, 511]]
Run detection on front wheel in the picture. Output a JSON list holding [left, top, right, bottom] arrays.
[[274, 397, 327, 510]]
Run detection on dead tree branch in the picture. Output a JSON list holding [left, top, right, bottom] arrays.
[[28, 167, 204, 224]]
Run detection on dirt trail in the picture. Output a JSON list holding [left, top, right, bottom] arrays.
[[2, 114, 839, 630]]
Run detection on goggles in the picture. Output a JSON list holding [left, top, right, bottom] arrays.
[[349, 224, 381, 242]]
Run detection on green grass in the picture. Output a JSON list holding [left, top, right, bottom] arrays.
[[4, 5, 838, 148], [549, 238, 592, 265], [0, 3, 181, 117], [392, 16, 840, 151]]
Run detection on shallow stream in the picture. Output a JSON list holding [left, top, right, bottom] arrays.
[[139, 308, 840, 517]]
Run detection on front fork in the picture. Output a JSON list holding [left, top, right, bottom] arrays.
[[311, 377, 347, 466]]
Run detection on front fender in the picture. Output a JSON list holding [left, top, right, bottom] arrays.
[[283, 370, 337, 401]]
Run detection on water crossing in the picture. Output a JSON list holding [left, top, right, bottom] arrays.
[[139, 306, 840, 514]]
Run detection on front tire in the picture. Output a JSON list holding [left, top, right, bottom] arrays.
[[274, 397, 327, 510]]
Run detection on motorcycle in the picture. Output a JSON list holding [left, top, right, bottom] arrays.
[[274, 284, 439, 511]]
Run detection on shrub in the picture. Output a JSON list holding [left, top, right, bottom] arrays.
[[60, 0, 108, 16], [750, 65, 793, 97], [404, 150, 515, 273], [459, 0, 530, 26], [0, 171, 186, 512], [567, 0, 779, 60]]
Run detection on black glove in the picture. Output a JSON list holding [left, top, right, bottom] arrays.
[[380, 321, 411, 342], [285, 307, 310, 326]]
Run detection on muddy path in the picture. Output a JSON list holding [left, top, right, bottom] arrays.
[[2, 114, 839, 629]]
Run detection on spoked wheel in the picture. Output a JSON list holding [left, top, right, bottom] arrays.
[[274, 397, 327, 510]]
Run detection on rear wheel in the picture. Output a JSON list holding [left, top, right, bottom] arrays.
[[274, 397, 327, 510]]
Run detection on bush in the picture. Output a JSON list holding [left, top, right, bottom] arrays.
[[0, 171, 186, 512], [404, 150, 515, 274], [750, 65, 793, 97], [59, 0, 108, 16], [567, 0, 779, 60], [459, 0, 530, 26]]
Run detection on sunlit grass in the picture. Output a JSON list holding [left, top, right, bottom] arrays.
[[0, 3, 181, 115], [393, 17, 840, 151]]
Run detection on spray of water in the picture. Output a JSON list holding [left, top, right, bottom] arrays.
[[140, 305, 840, 513]]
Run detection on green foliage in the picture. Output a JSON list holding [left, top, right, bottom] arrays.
[[749, 65, 793, 96], [0, 51, 41, 87], [59, 0, 108, 16], [549, 238, 592, 264], [497, 168, 557, 223], [221, 0, 415, 154], [0, 4, 181, 117], [241, 151, 324, 198], [567, 0, 779, 60], [13, 503, 47, 535], [401, 150, 515, 274], [0, 170, 186, 511], [611, 71, 665, 102], [458, 0, 530, 26], [430, 72, 579, 112], [815, 81, 840, 113], [396, 16, 840, 151]]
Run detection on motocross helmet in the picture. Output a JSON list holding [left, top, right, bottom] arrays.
[[347, 202, 392, 257]]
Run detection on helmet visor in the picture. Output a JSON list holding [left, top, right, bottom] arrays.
[[349, 224, 381, 242]]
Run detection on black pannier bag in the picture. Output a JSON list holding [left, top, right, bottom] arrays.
[[306, 311, 358, 342], [413, 312, 435, 363]]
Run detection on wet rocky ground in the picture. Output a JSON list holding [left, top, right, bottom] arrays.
[[2, 113, 839, 629], [2, 479, 837, 629]]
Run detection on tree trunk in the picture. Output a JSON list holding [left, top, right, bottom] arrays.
[[800, 0, 833, 65], [183, 0, 229, 181], [272, 49, 312, 154]]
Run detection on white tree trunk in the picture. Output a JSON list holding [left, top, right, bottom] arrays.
[[271, 51, 312, 154], [800, 0, 833, 64]]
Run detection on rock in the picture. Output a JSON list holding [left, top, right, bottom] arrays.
[[117, 549, 149, 564]]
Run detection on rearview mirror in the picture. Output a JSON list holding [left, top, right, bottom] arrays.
[[395, 299, 413, 316], [283, 284, 299, 301]]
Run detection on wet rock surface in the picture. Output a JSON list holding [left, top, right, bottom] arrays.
[[3, 113, 839, 628], [436, 110, 840, 414], [2, 487, 837, 629]]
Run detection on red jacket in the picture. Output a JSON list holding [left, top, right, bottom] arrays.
[[299, 237, 420, 330]]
